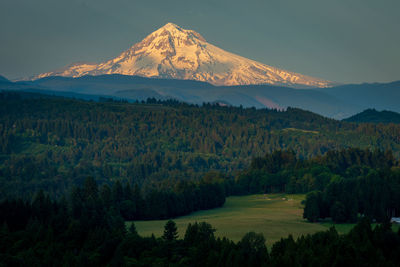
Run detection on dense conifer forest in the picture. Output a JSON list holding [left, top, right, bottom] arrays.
[[1, 91, 400, 200], [235, 149, 400, 223], [1, 186, 399, 266], [1, 91, 400, 265], [344, 109, 400, 124]]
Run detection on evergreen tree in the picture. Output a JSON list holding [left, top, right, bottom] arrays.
[[331, 201, 347, 223], [128, 222, 138, 236], [303, 191, 322, 222], [238, 232, 269, 267], [162, 220, 178, 241]]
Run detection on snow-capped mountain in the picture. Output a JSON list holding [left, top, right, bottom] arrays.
[[35, 23, 332, 87]]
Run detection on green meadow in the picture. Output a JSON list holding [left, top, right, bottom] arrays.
[[132, 194, 317, 246], [131, 194, 400, 247]]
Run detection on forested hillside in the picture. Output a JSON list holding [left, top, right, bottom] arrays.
[[235, 149, 400, 223], [2, 91, 400, 265], [344, 108, 400, 124], [1, 91, 400, 199]]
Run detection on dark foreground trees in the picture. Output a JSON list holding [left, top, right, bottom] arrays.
[[163, 220, 178, 241], [1, 192, 400, 266]]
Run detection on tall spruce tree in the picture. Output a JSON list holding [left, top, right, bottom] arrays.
[[162, 220, 178, 241]]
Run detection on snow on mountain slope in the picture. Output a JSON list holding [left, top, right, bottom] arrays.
[[35, 23, 332, 87]]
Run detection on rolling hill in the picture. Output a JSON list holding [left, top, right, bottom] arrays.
[[344, 108, 400, 123], [7, 74, 354, 118]]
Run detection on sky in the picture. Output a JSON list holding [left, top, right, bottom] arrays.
[[0, 0, 399, 83]]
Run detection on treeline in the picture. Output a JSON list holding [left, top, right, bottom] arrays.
[[233, 148, 400, 223], [1, 91, 400, 198], [303, 168, 400, 223], [1, 192, 400, 266], [70, 176, 226, 221], [235, 148, 397, 194]]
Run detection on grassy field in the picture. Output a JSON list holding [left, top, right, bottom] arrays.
[[130, 194, 399, 247], [131, 194, 317, 246]]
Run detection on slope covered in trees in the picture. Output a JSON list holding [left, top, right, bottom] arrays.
[[302, 167, 400, 223], [235, 148, 400, 223], [344, 108, 400, 124], [1, 91, 400, 199], [1, 91, 400, 265], [1, 189, 399, 266]]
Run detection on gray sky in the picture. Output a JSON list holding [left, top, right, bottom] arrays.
[[1, 0, 399, 83]]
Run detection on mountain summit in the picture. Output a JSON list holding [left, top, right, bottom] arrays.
[[35, 23, 332, 87]]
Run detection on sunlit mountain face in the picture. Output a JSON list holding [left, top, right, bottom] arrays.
[[35, 23, 332, 88]]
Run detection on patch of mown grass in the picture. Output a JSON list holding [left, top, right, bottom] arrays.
[[131, 194, 400, 246], [132, 194, 328, 246]]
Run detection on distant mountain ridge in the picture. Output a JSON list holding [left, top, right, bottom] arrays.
[[344, 109, 400, 124], [0, 75, 10, 83], [318, 81, 400, 116], [16, 74, 350, 118], [34, 23, 332, 88], [3, 73, 400, 119]]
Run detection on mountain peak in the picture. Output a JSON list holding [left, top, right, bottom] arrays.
[[34, 24, 332, 87], [152, 22, 184, 36], [160, 22, 181, 31], [146, 23, 207, 44]]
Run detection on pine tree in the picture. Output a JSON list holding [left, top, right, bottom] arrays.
[[303, 191, 322, 222], [128, 222, 138, 236], [162, 220, 178, 241]]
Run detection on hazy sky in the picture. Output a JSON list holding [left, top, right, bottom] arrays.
[[1, 0, 399, 83]]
